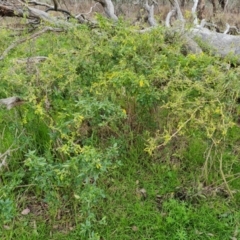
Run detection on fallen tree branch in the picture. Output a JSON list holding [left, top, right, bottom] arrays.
[[165, 8, 176, 28], [0, 96, 25, 110], [21, 0, 52, 8], [94, 0, 118, 21], [27, 6, 66, 24], [0, 27, 63, 61], [0, 3, 24, 18], [144, 0, 157, 27], [224, 23, 230, 34], [224, 23, 240, 35], [169, 0, 240, 61], [192, 0, 199, 25], [174, 0, 185, 26], [165, 0, 185, 30], [0, 2, 72, 27], [191, 28, 240, 59]]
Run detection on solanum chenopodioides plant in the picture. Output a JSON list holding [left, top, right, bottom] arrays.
[[145, 53, 240, 185]]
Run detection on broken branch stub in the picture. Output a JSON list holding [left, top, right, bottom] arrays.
[[191, 28, 240, 59]]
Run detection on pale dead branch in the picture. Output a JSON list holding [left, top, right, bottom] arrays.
[[94, 0, 118, 21], [144, 0, 157, 27], [167, 0, 240, 61], [191, 28, 240, 59], [0, 97, 25, 110], [21, 0, 52, 8], [224, 23, 230, 34], [192, 0, 199, 26], [224, 24, 240, 35], [174, 0, 185, 26], [165, 8, 176, 27]]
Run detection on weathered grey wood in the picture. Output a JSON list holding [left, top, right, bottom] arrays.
[[170, 0, 240, 61], [0, 0, 240, 62], [144, 0, 157, 27], [94, 0, 118, 21], [191, 27, 240, 58], [0, 97, 24, 110]]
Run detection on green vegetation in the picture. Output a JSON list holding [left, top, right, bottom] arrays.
[[0, 17, 240, 239]]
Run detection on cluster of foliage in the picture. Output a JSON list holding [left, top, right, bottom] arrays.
[[0, 17, 240, 239]]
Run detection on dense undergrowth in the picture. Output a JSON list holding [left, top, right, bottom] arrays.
[[0, 17, 240, 239]]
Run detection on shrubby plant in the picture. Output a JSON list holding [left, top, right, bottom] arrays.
[[0, 17, 240, 238]]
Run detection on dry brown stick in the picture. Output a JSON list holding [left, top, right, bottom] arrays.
[[0, 27, 63, 61]]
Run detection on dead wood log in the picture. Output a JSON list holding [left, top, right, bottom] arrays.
[[0, 2, 71, 27], [0, 97, 25, 109], [0, 3, 24, 18], [191, 28, 240, 58], [171, 0, 240, 61]]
